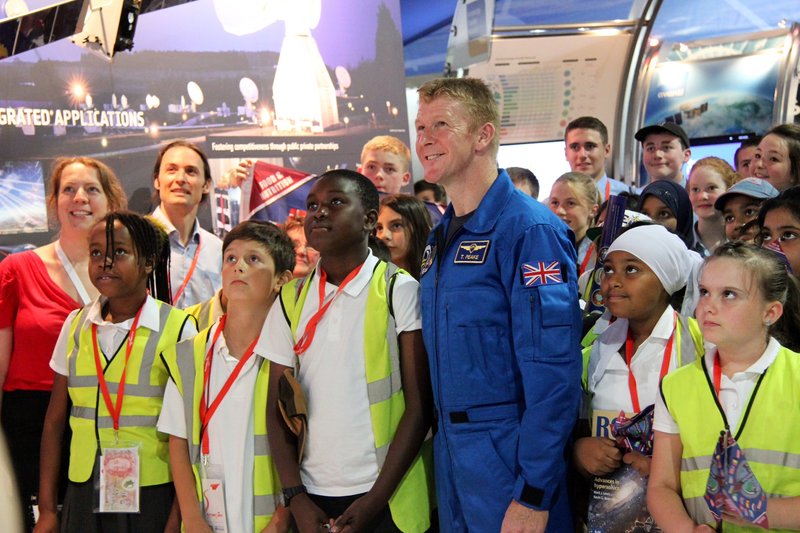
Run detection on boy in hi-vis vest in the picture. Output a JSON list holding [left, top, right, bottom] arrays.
[[264, 169, 435, 533], [159, 221, 294, 532]]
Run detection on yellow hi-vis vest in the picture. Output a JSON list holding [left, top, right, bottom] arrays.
[[160, 325, 280, 531], [65, 301, 193, 485], [661, 347, 800, 532], [279, 261, 434, 533], [184, 290, 224, 332], [581, 312, 704, 392]]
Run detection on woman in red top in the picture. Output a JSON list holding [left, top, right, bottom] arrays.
[[0, 157, 126, 529]]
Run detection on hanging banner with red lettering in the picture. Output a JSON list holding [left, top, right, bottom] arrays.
[[241, 162, 317, 221]]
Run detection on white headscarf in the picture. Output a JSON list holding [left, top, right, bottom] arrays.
[[606, 224, 700, 295]]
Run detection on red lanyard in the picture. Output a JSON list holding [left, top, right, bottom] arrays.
[[713, 352, 723, 398], [624, 314, 676, 413], [293, 264, 364, 356], [604, 180, 611, 201], [172, 235, 201, 306], [199, 315, 260, 457], [579, 241, 595, 277], [91, 304, 145, 436]]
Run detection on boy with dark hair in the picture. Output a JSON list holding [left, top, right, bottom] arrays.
[[565, 116, 630, 199], [158, 220, 295, 532], [635, 123, 692, 186], [507, 166, 540, 199], [734, 137, 761, 178], [413, 180, 446, 206], [264, 169, 434, 533]]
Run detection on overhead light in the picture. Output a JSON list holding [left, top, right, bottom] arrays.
[[593, 28, 622, 36], [71, 0, 140, 60], [4, 0, 29, 18]]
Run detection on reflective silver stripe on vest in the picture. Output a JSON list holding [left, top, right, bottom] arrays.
[[682, 448, 800, 473], [71, 406, 95, 420], [136, 305, 174, 386], [174, 335, 202, 463], [684, 496, 715, 524], [369, 263, 402, 470], [69, 304, 175, 425], [681, 455, 712, 472], [67, 310, 90, 388], [254, 494, 276, 516], [376, 442, 389, 466], [676, 315, 699, 366], [367, 366, 402, 405], [96, 415, 160, 428], [196, 302, 212, 331], [686, 490, 787, 525], [65, 378, 163, 396], [254, 436, 270, 457], [745, 448, 800, 469]]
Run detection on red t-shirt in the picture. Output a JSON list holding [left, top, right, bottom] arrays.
[[0, 251, 81, 391]]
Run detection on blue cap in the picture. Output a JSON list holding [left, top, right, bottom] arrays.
[[714, 178, 779, 211]]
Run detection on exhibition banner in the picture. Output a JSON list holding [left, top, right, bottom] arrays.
[[0, 0, 409, 243]]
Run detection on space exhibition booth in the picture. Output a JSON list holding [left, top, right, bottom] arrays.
[[434, 0, 800, 196], [0, 0, 411, 251]]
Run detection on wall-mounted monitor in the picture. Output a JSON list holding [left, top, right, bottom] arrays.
[[687, 133, 758, 173]]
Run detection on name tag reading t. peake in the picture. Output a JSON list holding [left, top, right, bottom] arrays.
[[454, 240, 490, 264]]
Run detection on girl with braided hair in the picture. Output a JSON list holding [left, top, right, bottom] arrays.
[[36, 211, 197, 533], [0, 157, 126, 529]]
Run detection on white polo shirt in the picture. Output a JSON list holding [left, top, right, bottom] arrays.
[[654, 337, 780, 436], [50, 295, 197, 375], [151, 207, 223, 309], [586, 307, 685, 415], [158, 320, 264, 533], [262, 252, 421, 496]]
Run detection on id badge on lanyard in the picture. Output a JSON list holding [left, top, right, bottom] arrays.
[[201, 462, 228, 533], [91, 305, 145, 513], [94, 440, 141, 513]]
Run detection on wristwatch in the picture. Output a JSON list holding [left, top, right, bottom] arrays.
[[282, 484, 307, 506]]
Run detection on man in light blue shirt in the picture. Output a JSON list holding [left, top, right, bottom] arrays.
[[564, 116, 630, 201], [151, 140, 222, 308]]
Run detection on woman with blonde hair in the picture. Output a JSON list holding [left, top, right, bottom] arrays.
[[0, 156, 126, 528]]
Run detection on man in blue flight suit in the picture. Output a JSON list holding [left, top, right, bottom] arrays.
[[415, 77, 582, 532]]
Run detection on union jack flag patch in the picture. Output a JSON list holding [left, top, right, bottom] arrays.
[[522, 261, 562, 287]]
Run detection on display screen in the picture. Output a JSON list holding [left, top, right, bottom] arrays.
[[0, 161, 48, 235], [687, 133, 757, 173], [644, 52, 781, 138]]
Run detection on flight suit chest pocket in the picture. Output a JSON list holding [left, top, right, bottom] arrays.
[[528, 283, 574, 363]]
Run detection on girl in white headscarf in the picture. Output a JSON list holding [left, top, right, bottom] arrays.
[[572, 224, 705, 528]]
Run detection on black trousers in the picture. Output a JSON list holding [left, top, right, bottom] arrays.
[[61, 478, 174, 533], [1, 389, 70, 531], [309, 493, 402, 533]]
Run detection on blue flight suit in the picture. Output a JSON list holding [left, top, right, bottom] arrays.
[[420, 170, 582, 532]]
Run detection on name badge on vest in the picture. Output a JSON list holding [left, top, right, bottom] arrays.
[[420, 244, 436, 277], [454, 240, 490, 264], [202, 464, 228, 532], [95, 440, 141, 513]]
